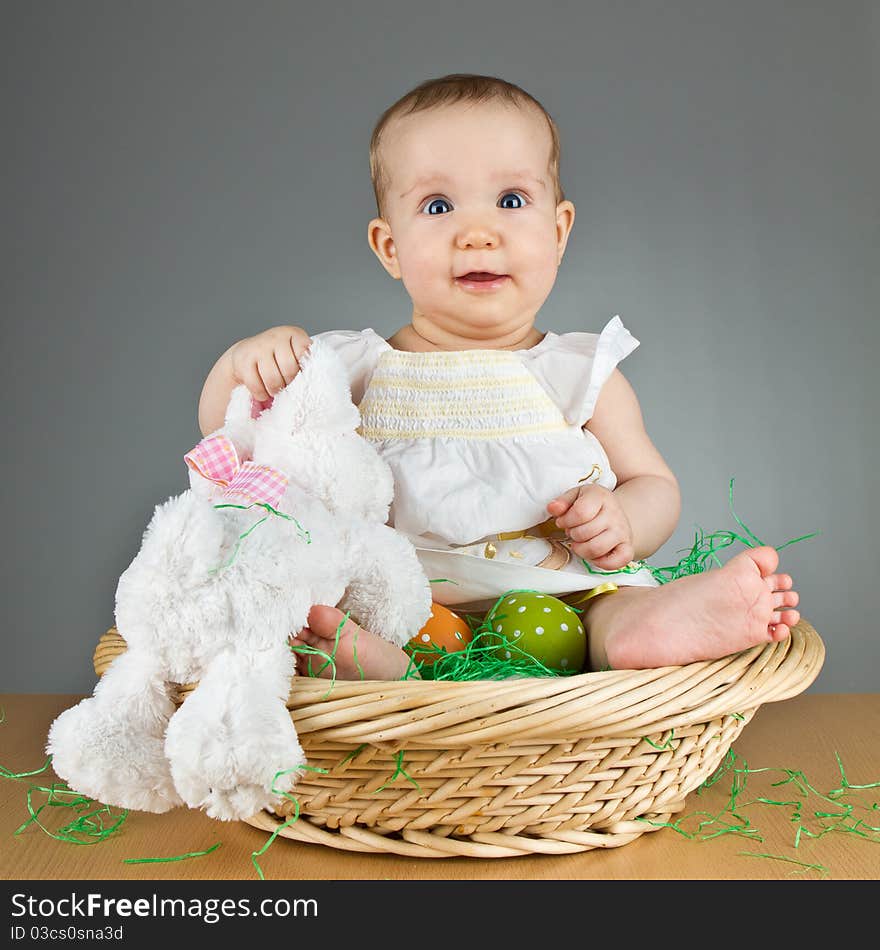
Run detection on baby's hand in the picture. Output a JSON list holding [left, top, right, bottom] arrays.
[[230, 325, 312, 404], [547, 484, 635, 571]]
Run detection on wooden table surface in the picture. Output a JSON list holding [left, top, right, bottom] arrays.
[[1, 693, 878, 881]]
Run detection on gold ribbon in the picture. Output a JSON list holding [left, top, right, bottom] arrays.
[[496, 516, 559, 541], [578, 463, 602, 484], [561, 581, 619, 607]]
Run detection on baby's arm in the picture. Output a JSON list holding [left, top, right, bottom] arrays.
[[197, 326, 311, 435], [549, 369, 680, 566]]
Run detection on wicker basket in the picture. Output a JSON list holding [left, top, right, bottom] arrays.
[[93, 620, 824, 858]]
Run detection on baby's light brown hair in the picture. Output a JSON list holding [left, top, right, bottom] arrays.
[[369, 73, 565, 219]]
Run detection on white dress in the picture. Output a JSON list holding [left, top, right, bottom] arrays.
[[313, 317, 659, 609]]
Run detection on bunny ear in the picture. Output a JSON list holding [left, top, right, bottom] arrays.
[[258, 337, 360, 433], [224, 385, 255, 425]]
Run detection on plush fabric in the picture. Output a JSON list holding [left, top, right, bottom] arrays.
[[47, 339, 432, 820]]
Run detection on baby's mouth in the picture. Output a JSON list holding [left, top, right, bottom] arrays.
[[458, 272, 507, 281]]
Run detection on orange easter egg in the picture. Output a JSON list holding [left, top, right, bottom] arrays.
[[406, 604, 473, 666]]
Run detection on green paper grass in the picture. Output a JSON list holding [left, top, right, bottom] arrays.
[[643, 729, 676, 751], [646, 478, 818, 585], [640, 748, 879, 878], [737, 851, 829, 875], [250, 769, 305, 881], [404, 620, 577, 684], [210, 502, 311, 573], [1, 756, 52, 781], [14, 781, 128, 845], [123, 842, 222, 865], [375, 750, 421, 793], [404, 587, 589, 682], [2, 724, 128, 847]]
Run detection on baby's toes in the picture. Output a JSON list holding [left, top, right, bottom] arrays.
[[748, 545, 780, 578], [771, 589, 799, 610], [292, 627, 319, 648], [771, 607, 800, 632], [769, 622, 791, 642], [291, 628, 332, 673], [307, 604, 348, 637], [768, 572, 793, 592]]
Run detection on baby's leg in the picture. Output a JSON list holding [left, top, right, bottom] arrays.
[[293, 605, 417, 681], [582, 546, 800, 669]]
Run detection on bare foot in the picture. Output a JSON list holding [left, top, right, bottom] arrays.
[[292, 605, 417, 681], [587, 546, 801, 670]]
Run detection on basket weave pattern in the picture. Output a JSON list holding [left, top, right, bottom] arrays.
[[93, 620, 823, 858]]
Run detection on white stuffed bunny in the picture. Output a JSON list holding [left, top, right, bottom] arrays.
[[47, 338, 432, 821]]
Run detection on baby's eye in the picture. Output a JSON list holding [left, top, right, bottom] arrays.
[[499, 191, 527, 209], [422, 197, 452, 215]]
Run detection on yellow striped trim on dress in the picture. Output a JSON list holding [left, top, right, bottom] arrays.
[[360, 349, 569, 440], [358, 397, 564, 420]]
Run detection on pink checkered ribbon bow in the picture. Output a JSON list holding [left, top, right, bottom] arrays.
[[184, 435, 288, 509]]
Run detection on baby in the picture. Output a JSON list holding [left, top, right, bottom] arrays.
[[197, 73, 800, 679]]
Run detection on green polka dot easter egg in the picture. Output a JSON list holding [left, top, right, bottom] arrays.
[[486, 592, 586, 674]]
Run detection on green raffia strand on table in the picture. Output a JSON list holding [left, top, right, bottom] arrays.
[[251, 802, 300, 881], [737, 851, 829, 876], [123, 842, 222, 865], [209, 501, 311, 573], [637, 749, 879, 877], [14, 781, 128, 845], [1, 731, 127, 846], [1, 756, 52, 780]]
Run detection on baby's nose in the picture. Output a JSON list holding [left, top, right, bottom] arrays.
[[456, 226, 499, 249]]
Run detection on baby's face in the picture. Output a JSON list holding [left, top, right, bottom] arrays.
[[369, 101, 575, 343]]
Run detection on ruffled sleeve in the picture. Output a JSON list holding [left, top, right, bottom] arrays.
[[310, 328, 390, 405], [522, 316, 640, 427]]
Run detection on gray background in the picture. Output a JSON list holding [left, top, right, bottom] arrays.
[[3, 1, 877, 693]]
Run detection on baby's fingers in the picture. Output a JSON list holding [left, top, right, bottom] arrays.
[[257, 355, 286, 397], [547, 487, 579, 517], [274, 342, 302, 387], [566, 517, 608, 544], [588, 543, 634, 571], [275, 332, 311, 386], [569, 528, 619, 563], [238, 362, 272, 403]]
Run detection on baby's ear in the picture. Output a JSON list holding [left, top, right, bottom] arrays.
[[259, 338, 360, 434]]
